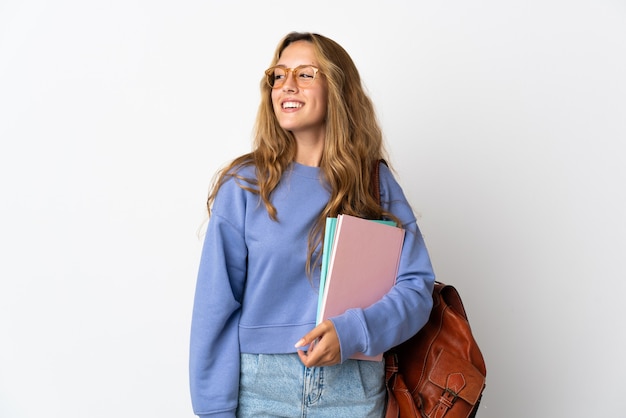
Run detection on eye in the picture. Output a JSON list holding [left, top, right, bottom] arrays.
[[297, 66, 316, 79]]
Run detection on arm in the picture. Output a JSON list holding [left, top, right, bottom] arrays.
[[189, 179, 248, 417]]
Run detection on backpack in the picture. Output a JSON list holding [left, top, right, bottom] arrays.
[[384, 283, 487, 418]]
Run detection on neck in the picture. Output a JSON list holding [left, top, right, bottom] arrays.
[[293, 132, 324, 167]]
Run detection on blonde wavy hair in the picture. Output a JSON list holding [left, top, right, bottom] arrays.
[[207, 32, 398, 275]]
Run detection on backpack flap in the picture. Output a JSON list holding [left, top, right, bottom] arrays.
[[428, 349, 486, 406]]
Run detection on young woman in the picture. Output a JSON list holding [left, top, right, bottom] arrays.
[[189, 32, 435, 418]]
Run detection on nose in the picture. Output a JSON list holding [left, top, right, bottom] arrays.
[[282, 70, 298, 92]]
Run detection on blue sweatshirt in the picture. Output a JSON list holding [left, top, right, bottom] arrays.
[[189, 162, 435, 418]]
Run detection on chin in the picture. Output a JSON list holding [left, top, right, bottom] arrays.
[[278, 121, 300, 132]]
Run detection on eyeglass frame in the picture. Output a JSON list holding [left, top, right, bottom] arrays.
[[264, 65, 322, 89]]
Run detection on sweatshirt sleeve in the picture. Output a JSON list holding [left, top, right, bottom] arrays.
[[189, 178, 248, 417], [329, 164, 435, 363]]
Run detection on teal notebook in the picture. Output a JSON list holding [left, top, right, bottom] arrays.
[[316, 216, 396, 324]]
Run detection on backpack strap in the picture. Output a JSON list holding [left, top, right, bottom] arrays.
[[370, 159, 387, 207]]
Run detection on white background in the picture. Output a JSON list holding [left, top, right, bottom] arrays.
[[1, 1, 625, 417]]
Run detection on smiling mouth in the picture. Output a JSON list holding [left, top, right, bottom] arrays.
[[282, 101, 303, 109]]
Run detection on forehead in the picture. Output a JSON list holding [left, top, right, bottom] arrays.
[[277, 41, 318, 67]]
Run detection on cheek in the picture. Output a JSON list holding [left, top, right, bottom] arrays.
[[315, 92, 329, 117], [317, 87, 329, 115]]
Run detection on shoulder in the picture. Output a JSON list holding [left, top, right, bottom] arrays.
[[378, 162, 417, 225], [217, 157, 258, 192], [212, 160, 259, 214], [377, 162, 401, 197]]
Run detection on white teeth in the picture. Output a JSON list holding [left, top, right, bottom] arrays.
[[282, 101, 303, 109]]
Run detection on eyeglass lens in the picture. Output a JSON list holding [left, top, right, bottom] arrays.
[[267, 66, 317, 89]]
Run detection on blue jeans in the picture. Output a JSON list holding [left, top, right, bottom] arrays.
[[237, 353, 386, 417]]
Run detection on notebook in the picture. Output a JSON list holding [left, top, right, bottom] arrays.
[[317, 214, 405, 361]]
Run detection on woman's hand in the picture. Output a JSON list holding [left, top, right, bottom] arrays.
[[294, 320, 341, 367]]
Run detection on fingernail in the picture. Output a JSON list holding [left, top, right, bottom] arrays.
[[294, 339, 305, 348]]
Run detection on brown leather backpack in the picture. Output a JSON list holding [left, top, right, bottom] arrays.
[[384, 283, 487, 418]]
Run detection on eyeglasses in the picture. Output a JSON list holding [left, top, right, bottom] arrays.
[[264, 65, 321, 89]]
